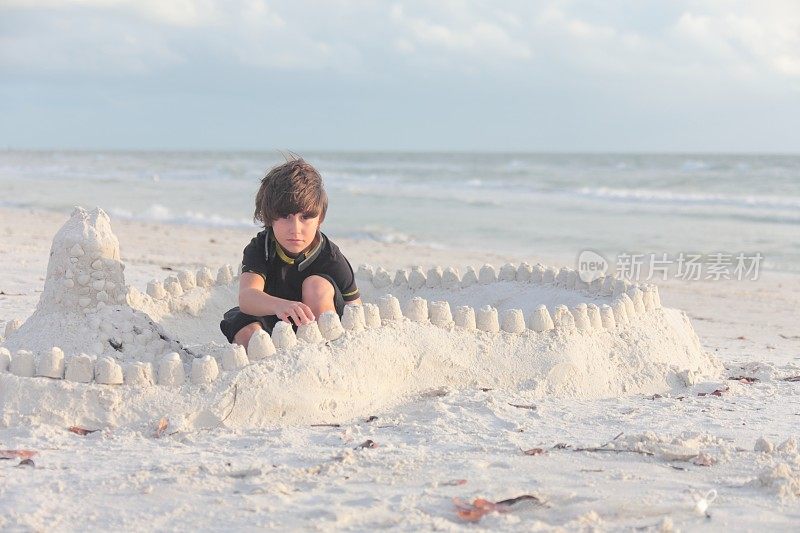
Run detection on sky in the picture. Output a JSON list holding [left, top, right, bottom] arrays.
[[1, 0, 799, 152]]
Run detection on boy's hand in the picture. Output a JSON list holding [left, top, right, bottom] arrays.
[[276, 300, 315, 326]]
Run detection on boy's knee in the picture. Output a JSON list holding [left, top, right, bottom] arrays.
[[302, 275, 334, 303], [234, 322, 262, 349]]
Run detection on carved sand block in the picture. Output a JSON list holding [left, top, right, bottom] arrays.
[[247, 329, 276, 359], [125, 361, 155, 387], [461, 266, 478, 287], [442, 267, 460, 289], [158, 352, 186, 386], [372, 267, 392, 288], [65, 354, 94, 383], [408, 267, 426, 289], [571, 304, 592, 332], [587, 304, 603, 330], [543, 266, 557, 284], [628, 287, 646, 314], [36, 347, 65, 379], [555, 267, 569, 287], [612, 299, 629, 325], [196, 267, 215, 288], [393, 269, 409, 286], [530, 264, 545, 284], [357, 264, 374, 282], [378, 295, 403, 321], [553, 305, 576, 331], [479, 264, 497, 285], [430, 301, 454, 329], [95, 356, 123, 385], [271, 321, 298, 349], [529, 305, 554, 333], [164, 276, 184, 297], [363, 303, 381, 328], [621, 293, 637, 319], [177, 270, 196, 291], [222, 344, 249, 371], [11, 350, 35, 377], [501, 309, 526, 334], [297, 322, 324, 344], [216, 266, 233, 285], [147, 279, 167, 300], [454, 306, 476, 330], [498, 263, 516, 282], [476, 305, 499, 333], [5, 318, 23, 338], [516, 262, 533, 282], [404, 297, 429, 323], [191, 355, 219, 385], [341, 304, 366, 331], [318, 311, 345, 340], [426, 267, 443, 288], [600, 304, 616, 329], [566, 270, 578, 290]]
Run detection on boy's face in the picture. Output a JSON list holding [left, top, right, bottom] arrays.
[[271, 212, 321, 256]]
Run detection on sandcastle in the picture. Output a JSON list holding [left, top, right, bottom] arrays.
[[0, 207, 722, 429]]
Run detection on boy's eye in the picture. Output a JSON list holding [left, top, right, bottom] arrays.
[[301, 213, 315, 220]]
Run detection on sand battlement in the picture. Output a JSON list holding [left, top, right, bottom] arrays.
[[0, 207, 722, 429]]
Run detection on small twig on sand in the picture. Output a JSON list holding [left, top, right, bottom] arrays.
[[602, 432, 625, 447], [508, 403, 537, 410], [572, 432, 654, 456], [219, 383, 239, 424], [310, 423, 341, 428], [575, 446, 654, 456]]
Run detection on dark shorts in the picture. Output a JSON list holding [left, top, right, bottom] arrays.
[[219, 274, 347, 343]]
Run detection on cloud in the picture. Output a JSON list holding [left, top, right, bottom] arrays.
[[0, 9, 184, 73], [2, 0, 222, 27], [0, 0, 340, 74], [2, 0, 798, 81], [390, 3, 532, 61], [672, 5, 800, 78]]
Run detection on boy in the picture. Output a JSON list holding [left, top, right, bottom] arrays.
[[219, 158, 361, 350]]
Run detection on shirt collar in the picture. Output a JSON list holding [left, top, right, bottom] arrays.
[[267, 229, 325, 272]]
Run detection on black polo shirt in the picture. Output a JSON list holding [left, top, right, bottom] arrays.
[[241, 229, 360, 303]]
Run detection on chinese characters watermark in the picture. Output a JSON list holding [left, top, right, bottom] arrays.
[[577, 251, 764, 282]]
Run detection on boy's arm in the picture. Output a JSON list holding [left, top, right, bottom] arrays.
[[238, 272, 315, 325]]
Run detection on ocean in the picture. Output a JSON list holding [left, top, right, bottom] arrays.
[[1, 151, 799, 274]]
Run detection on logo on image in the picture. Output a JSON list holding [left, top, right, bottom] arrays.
[[577, 250, 609, 283]]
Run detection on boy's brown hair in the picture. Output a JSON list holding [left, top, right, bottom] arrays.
[[253, 157, 328, 227]]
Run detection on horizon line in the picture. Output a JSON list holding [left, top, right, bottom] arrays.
[[3, 147, 800, 157]]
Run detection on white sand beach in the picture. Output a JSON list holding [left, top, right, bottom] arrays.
[[4, 0, 800, 528], [1, 206, 799, 531]]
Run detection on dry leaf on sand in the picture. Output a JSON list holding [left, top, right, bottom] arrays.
[[68, 426, 99, 436], [453, 495, 541, 522], [153, 417, 169, 438], [0, 450, 38, 460], [522, 448, 546, 456]]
